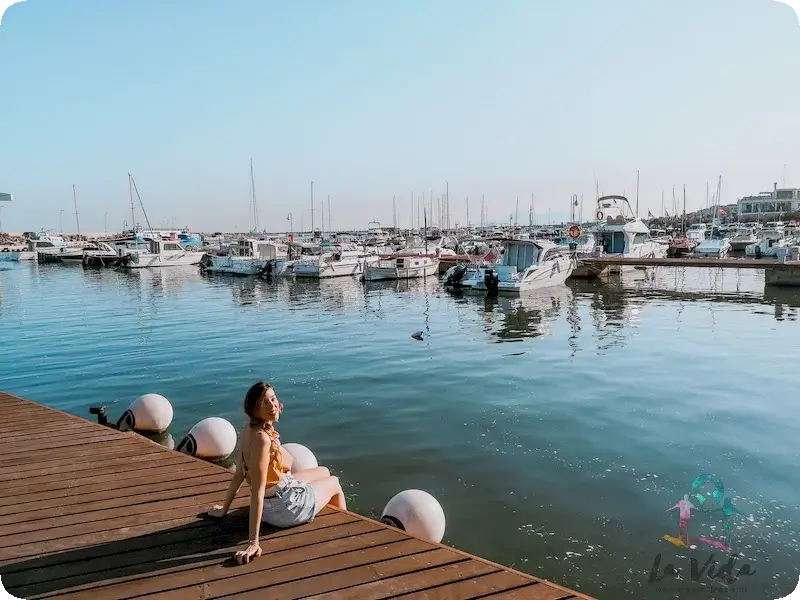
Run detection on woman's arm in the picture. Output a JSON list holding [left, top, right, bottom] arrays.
[[207, 454, 245, 518], [236, 434, 270, 564]]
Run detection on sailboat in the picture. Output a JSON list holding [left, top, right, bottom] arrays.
[[119, 174, 204, 268]]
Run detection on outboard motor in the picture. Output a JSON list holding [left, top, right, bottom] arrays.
[[483, 269, 499, 296], [445, 264, 468, 287]]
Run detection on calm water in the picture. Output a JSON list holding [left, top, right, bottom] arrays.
[[1, 262, 799, 599]]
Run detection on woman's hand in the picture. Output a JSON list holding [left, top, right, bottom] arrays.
[[234, 542, 262, 564], [207, 505, 227, 519]]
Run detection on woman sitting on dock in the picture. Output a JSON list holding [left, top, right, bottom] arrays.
[[208, 381, 347, 564]]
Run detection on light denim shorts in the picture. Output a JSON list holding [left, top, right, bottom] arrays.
[[262, 474, 317, 528]]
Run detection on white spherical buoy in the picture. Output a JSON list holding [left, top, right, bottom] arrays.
[[176, 417, 237, 462], [381, 489, 446, 543], [117, 394, 173, 433], [282, 443, 318, 473]]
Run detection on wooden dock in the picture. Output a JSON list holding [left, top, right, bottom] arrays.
[[578, 256, 790, 269], [0, 392, 594, 600]]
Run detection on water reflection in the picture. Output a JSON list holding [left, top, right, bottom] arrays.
[[451, 286, 573, 343]]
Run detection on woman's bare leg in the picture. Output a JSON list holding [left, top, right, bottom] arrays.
[[292, 466, 330, 484], [310, 476, 346, 512]]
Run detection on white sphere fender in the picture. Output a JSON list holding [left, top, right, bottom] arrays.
[[177, 417, 237, 461], [118, 394, 173, 433], [381, 489, 446, 544], [282, 443, 318, 473]]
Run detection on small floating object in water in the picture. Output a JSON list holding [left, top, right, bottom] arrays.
[[117, 394, 174, 434], [411, 331, 424, 341], [662, 534, 687, 548], [381, 489, 446, 543], [698, 536, 731, 552], [176, 417, 237, 462], [282, 443, 318, 473]]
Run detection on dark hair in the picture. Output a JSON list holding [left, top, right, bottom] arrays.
[[244, 381, 275, 430]]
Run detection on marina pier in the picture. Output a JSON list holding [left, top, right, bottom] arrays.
[[0, 391, 594, 600], [577, 256, 800, 286]]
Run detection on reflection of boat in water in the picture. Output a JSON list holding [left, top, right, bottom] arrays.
[[454, 285, 573, 342]]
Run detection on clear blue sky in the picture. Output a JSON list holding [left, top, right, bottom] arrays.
[[0, 0, 798, 233]]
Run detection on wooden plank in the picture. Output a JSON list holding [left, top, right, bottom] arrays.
[[2, 512, 361, 594], [0, 500, 245, 564], [0, 480, 233, 526], [396, 570, 533, 598], [0, 463, 220, 507], [0, 424, 107, 444], [21, 520, 396, 599], [0, 448, 181, 482], [0, 442, 168, 475], [0, 472, 232, 516], [481, 584, 579, 599], [0, 489, 249, 545], [236, 554, 491, 600], [0, 455, 205, 501], [0, 438, 151, 467], [0, 422, 102, 437], [0, 431, 125, 454]]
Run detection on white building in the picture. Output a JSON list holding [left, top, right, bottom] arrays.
[[737, 183, 800, 219]]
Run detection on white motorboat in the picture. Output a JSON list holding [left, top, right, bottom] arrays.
[[363, 255, 439, 281], [686, 223, 708, 245], [443, 239, 574, 294], [293, 244, 379, 278], [728, 224, 759, 251], [694, 237, 732, 258], [19, 232, 70, 261], [121, 238, 204, 268], [572, 195, 667, 277], [745, 237, 790, 258], [202, 239, 287, 275]]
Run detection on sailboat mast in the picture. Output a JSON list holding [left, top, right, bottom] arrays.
[[424, 207, 428, 256], [392, 195, 397, 231], [327, 195, 331, 233], [250, 159, 259, 232], [72, 184, 80, 238], [310, 181, 314, 235], [128, 174, 135, 230], [682, 185, 687, 233], [635, 169, 640, 218]]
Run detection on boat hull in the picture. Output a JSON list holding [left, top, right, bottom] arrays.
[[449, 258, 574, 294], [123, 252, 204, 268], [0, 251, 20, 262], [202, 256, 265, 276], [294, 257, 377, 278], [364, 259, 439, 281]]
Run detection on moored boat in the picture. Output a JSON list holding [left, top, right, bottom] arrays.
[[444, 239, 574, 294], [363, 255, 439, 282]]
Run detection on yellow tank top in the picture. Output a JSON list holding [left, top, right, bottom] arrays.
[[265, 431, 291, 487]]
